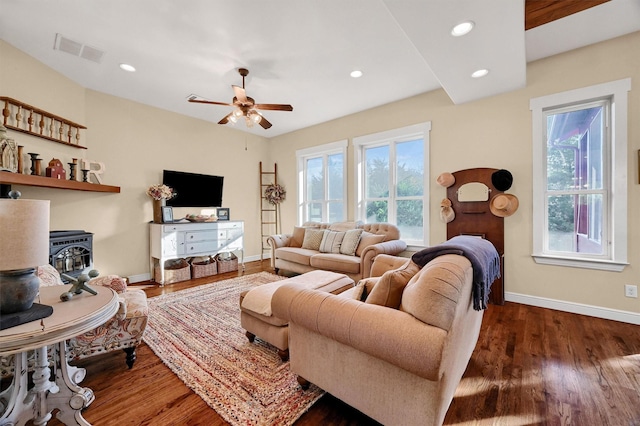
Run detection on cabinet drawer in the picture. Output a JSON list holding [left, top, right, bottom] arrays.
[[185, 241, 225, 254], [184, 230, 219, 242]]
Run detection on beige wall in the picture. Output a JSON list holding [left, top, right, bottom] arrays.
[[268, 31, 640, 318], [1, 30, 639, 318], [1, 41, 270, 280]]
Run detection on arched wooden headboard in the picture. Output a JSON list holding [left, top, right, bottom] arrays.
[[445, 167, 505, 305]]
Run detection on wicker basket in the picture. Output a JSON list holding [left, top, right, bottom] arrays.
[[154, 258, 191, 284], [190, 256, 217, 279], [215, 252, 238, 273]]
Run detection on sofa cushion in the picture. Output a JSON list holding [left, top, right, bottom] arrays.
[[302, 228, 326, 250], [355, 231, 386, 257], [339, 229, 363, 256], [328, 221, 359, 231], [319, 230, 345, 254], [275, 247, 317, 266], [400, 255, 469, 331], [291, 226, 306, 248], [365, 260, 420, 309], [310, 253, 361, 274]]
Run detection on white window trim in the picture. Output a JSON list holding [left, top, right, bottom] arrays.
[[530, 78, 630, 272], [296, 140, 348, 225], [353, 122, 431, 245]]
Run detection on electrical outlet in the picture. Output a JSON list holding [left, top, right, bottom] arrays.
[[624, 285, 638, 298]]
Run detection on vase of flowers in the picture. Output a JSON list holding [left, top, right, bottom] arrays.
[[147, 184, 176, 223]]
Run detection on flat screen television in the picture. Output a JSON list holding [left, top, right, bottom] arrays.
[[162, 169, 224, 208]]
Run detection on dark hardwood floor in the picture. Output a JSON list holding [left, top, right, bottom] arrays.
[[44, 260, 639, 425]]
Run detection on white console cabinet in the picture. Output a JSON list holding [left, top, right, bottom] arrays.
[[150, 221, 244, 284]]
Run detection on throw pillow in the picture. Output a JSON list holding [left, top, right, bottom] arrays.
[[319, 230, 345, 253], [365, 260, 421, 309], [352, 281, 367, 301], [290, 226, 306, 248], [354, 278, 378, 301], [339, 228, 364, 256], [302, 228, 326, 251], [355, 232, 386, 257]]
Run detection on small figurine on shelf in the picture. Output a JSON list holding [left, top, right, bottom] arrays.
[[46, 158, 66, 180], [59, 270, 99, 302]]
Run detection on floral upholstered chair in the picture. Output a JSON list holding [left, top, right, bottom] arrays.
[[1, 265, 148, 382], [35, 264, 149, 369]]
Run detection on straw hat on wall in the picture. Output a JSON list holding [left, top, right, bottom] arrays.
[[489, 193, 519, 217]]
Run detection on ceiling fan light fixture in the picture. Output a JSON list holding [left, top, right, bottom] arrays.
[[228, 115, 238, 124], [451, 21, 474, 37], [251, 111, 262, 123]]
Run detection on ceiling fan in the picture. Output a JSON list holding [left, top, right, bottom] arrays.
[[188, 68, 293, 130]]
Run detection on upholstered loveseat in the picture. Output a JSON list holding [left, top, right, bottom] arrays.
[[272, 243, 497, 426], [267, 221, 407, 281]]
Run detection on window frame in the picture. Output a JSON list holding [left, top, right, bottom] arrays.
[[353, 122, 431, 246], [530, 78, 630, 272], [296, 140, 348, 225]]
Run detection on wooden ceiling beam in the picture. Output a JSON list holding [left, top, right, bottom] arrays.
[[525, 0, 610, 30]]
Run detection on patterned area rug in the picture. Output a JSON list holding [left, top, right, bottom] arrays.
[[143, 272, 325, 426]]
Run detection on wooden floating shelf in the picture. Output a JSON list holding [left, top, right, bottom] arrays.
[[1, 96, 87, 149], [0, 171, 120, 193]]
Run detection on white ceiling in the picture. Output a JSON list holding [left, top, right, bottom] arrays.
[[1, 0, 639, 137]]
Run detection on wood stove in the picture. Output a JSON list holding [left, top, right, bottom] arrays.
[[49, 230, 93, 283]]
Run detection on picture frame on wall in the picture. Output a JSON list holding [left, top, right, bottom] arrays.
[[216, 208, 229, 221], [162, 206, 174, 223]]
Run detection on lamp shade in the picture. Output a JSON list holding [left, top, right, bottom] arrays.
[[0, 199, 50, 271]]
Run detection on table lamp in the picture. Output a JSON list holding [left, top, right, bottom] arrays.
[[0, 197, 50, 315]]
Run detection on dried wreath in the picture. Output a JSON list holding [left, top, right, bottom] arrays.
[[264, 183, 286, 205]]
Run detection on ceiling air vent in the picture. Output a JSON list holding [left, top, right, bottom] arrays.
[[54, 33, 105, 64]]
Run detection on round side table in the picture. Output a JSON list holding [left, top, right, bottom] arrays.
[[0, 285, 118, 426]]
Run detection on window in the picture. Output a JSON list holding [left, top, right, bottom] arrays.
[[530, 79, 630, 271], [296, 140, 347, 224], [354, 122, 431, 245]]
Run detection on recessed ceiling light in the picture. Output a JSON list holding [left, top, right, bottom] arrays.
[[471, 69, 489, 78], [119, 63, 136, 72], [350, 70, 363, 78], [451, 21, 474, 37]]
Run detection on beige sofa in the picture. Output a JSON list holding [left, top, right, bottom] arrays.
[[267, 221, 407, 281], [272, 253, 486, 426]]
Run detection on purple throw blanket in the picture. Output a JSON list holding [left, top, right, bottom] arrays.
[[411, 236, 501, 310]]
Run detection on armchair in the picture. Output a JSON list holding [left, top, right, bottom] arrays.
[[35, 264, 148, 369], [1, 265, 148, 383]]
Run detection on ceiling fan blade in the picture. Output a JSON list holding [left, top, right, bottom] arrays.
[[218, 112, 233, 125], [188, 99, 234, 107], [232, 85, 248, 103], [257, 115, 272, 129], [254, 103, 293, 111]]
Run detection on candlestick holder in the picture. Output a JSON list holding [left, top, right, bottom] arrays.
[[27, 152, 40, 175], [68, 162, 77, 181], [81, 169, 90, 183]]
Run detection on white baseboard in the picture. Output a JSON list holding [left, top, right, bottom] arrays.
[[127, 254, 267, 284], [505, 292, 640, 325], [128, 273, 151, 284]]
